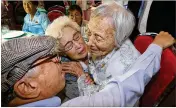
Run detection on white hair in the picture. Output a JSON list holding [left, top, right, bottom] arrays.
[[91, 1, 135, 47], [45, 16, 81, 52], [45, 16, 80, 40]]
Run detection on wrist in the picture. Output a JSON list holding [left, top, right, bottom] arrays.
[[152, 41, 164, 49]]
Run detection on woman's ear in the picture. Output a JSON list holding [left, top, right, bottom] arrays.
[[14, 78, 41, 99]]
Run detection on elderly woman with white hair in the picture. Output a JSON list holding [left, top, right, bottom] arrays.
[[46, 1, 141, 97], [86, 2, 141, 91]]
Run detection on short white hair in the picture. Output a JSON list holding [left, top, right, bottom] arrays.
[[91, 1, 135, 47], [45, 16, 80, 40], [45, 16, 81, 52]]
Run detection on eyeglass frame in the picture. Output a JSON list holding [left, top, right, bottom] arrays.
[[60, 31, 81, 52]]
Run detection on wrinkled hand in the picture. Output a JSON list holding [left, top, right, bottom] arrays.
[[84, 73, 94, 85], [62, 61, 84, 77], [153, 31, 175, 49]]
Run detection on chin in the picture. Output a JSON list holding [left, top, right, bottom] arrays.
[[90, 52, 102, 58]]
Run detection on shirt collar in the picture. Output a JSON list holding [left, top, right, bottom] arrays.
[[18, 96, 61, 107]]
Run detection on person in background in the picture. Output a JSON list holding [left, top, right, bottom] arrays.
[[1, 32, 175, 107], [37, 0, 45, 9], [22, 0, 50, 35], [68, 4, 88, 42], [1, 1, 16, 30]]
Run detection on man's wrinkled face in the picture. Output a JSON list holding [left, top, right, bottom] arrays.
[[35, 56, 65, 97], [87, 17, 116, 57], [59, 26, 88, 60]]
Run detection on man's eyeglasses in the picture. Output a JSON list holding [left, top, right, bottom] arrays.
[[61, 31, 81, 52]]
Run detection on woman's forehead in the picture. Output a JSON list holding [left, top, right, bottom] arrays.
[[62, 26, 76, 37], [60, 26, 76, 42], [23, 0, 31, 3], [88, 17, 114, 32]]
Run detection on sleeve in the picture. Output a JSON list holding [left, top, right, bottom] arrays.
[[22, 15, 29, 32], [18, 96, 61, 107], [61, 44, 162, 107], [40, 13, 50, 32]]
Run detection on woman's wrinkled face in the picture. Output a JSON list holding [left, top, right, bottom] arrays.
[[60, 26, 88, 60], [23, 0, 36, 14], [87, 17, 116, 57], [69, 10, 82, 26]]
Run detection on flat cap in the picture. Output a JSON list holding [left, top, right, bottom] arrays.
[[1, 36, 57, 92]]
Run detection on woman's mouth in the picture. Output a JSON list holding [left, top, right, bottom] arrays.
[[78, 46, 86, 54]]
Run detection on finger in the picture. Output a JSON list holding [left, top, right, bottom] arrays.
[[62, 64, 72, 67], [87, 79, 92, 84], [85, 73, 89, 77], [51, 57, 59, 63], [62, 62, 77, 67], [62, 70, 76, 75], [62, 66, 71, 70], [85, 77, 92, 84], [62, 62, 71, 65], [62, 70, 71, 74]]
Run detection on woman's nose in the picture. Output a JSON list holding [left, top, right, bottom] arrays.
[[73, 41, 81, 49], [87, 35, 94, 47]]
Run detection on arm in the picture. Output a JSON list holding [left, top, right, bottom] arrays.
[[41, 13, 50, 32], [22, 15, 29, 32], [62, 61, 95, 96], [61, 44, 162, 107], [61, 31, 175, 107]]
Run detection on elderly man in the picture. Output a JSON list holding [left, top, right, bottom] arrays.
[[1, 32, 175, 107], [1, 36, 63, 106]]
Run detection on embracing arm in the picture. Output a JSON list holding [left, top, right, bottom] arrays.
[[61, 43, 162, 107], [61, 31, 174, 107]]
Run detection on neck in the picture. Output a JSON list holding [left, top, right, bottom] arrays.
[[30, 9, 37, 20], [80, 56, 88, 65]]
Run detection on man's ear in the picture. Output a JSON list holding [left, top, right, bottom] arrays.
[[14, 78, 41, 99]]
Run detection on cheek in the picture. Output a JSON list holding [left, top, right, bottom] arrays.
[[78, 17, 82, 21], [66, 50, 76, 58], [96, 39, 115, 52]]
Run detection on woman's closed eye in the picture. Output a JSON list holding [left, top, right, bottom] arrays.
[[95, 34, 104, 42]]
